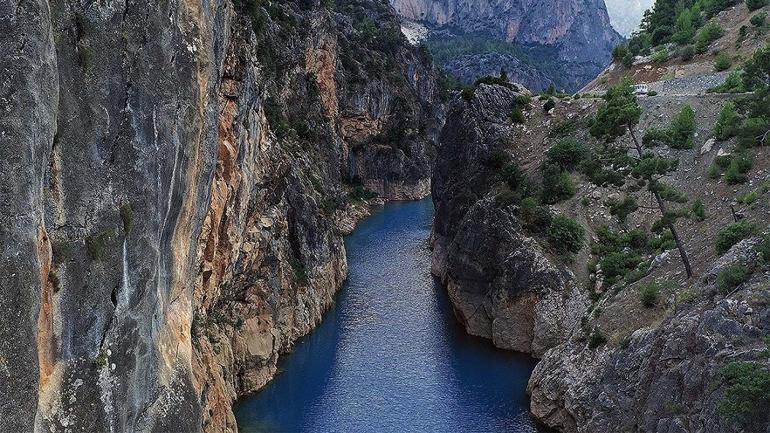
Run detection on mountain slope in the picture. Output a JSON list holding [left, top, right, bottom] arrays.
[[391, 0, 622, 91]]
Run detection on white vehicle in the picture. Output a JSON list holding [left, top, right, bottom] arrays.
[[633, 84, 650, 95]]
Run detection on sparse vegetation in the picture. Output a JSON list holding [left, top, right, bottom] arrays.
[[639, 281, 660, 308], [588, 330, 607, 349], [86, 231, 112, 261], [590, 79, 694, 278], [717, 263, 750, 293]]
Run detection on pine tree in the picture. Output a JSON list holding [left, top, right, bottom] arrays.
[[591, 79, 694, 278]]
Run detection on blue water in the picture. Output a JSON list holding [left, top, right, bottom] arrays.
[[235, 199, 545, 433]]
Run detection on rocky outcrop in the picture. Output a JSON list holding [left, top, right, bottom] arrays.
[[431, 84, 588, 357], [442, 52, 552, 92], [529, 237, 770, 433], [391, 0, 622, 90], [0, 0, 440, 432]]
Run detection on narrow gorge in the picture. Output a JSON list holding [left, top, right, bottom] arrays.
[[2, 0, 770, 432]]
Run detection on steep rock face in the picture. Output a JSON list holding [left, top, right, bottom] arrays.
[[431, 85, 588, 357], [391, 0, 622, 90], [529, 238, 770, 433], [0, 0, 440, 432]]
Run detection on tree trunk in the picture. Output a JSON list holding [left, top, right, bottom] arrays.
[[628, 126, 694, 278]]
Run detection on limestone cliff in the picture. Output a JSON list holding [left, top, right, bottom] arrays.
[[432, 69, 770, 431], [0, 0, 440, 431], [431, 84, 589, 357], [391, 0, 622, 90]]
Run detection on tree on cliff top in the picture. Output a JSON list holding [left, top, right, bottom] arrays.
[[590, 79, 694, 278]]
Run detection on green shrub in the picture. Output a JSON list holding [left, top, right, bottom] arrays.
[[708, 70, 746, 93], [692, 199, 706, 221], [653, 47, 670, 63], [647, 90, 659, 96], [751, 11, 768, 27], [622, 52, 635, 67], [545, 138, 589, 171], [719, 362, 770, 427], [600, 251, 643, 283], [588, 330, 607, 349], [725, 151, 754, 184], [696, 21, 725, 52], [714, 52, 732, 71], [643, 128, 673, 147], [639, 282, 660, 308], [511, 106, 525, 123], [520, 197, 552, 233], [608, 196, 639, 223], [737, 191, 758, 205], [717, 263, 750, 293], [714, 102, 740, 140], [547, 215, 585, 254], [747, 0, 769, 11], [613, 43, 628, 60], [669, 104, 697, 149], [679, 45, 695, 61], [756, 233, 770, 262], [739, 117, 770, 147], [541, 163, 576, 204], [716, 220, 759, 254]]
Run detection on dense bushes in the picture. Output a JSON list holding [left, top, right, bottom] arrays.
[[715, 52, 732, 71], [715, 219, 759, 254], [547, 215, 585, 254], [541, 163, 576, 204], [545, 138, 589, 171], [747, 0, 769, 11], [719, 362, 770, 428]]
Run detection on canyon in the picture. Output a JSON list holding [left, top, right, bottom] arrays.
[[2, 0, 769, 432], [1, 0, 439, 431]]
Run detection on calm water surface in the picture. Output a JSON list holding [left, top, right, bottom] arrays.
[[235, 199, 545, 433]]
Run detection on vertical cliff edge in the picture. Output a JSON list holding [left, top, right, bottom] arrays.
[[0, 0, 441, 431]]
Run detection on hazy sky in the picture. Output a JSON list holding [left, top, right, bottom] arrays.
[[604, 0, 655, 36]]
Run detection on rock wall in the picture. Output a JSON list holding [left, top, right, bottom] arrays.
[[0, 0, 440, 431], [529, 237, 770, 433], [431, 79, 770, 432], [390, 0, 622, 90], [431, 84, 588, 357]]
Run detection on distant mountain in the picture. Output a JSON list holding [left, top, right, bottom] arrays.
[[605, 0, 655, 36], [391, 0, 622, 91]]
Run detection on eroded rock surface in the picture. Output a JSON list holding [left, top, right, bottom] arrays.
[[0, 0, 440, 431], [431, 85, 588, 357]]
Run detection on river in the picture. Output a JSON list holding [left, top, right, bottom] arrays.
[[235, 198, 545, 433]]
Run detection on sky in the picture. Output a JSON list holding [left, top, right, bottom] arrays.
[[604, 0, 655, 36]]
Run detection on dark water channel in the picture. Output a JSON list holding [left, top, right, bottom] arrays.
[[236, 199, 545, 433]]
